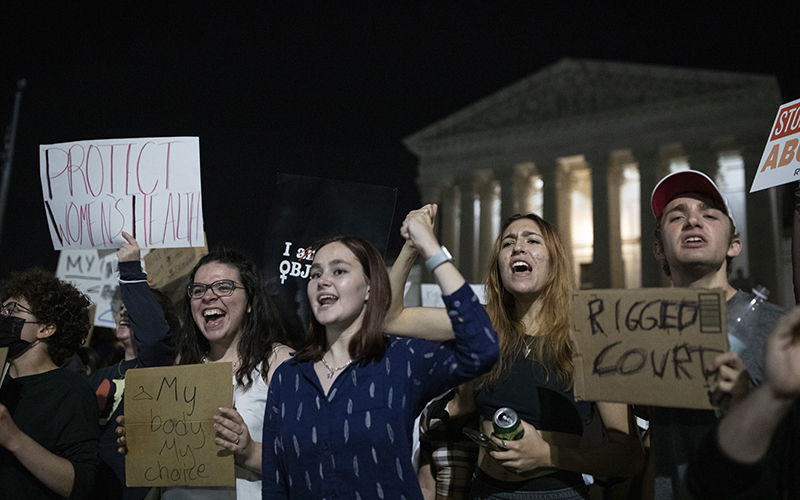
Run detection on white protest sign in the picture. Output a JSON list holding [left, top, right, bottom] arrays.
[[40, 137, 204, 250], [56, 250, 104, 305], [57, 248, 149, 328], [750, 98, 800, 192]]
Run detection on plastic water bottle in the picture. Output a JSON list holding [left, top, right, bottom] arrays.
[[728, 285, 768, 355]]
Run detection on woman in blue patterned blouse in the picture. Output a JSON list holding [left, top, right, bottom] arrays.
[[261, 204, 499, 499]]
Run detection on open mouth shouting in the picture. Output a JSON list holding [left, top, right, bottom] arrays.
[[203, 308, 226, 329], [511, 260, 532, 273], [317, 294, 337, 309], [682, 234, 706, 248]]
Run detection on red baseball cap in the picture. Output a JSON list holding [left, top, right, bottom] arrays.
[[651, 170, 735, 228]]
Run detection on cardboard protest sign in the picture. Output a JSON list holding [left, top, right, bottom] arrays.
[[144, 238, 208, 304], [263, 174, 397, 343], [751, 98, 800, 192], [570, 288, 728, 409], [125, 363, 234, 487], [40, 137, 204, 250]]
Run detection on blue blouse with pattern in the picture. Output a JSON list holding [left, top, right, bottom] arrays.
[[262, 283, 498, 499]]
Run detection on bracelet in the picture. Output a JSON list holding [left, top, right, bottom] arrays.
[[425, 246, 452, 272]]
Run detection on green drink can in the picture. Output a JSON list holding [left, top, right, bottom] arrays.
[[492, 407, 524, 440]]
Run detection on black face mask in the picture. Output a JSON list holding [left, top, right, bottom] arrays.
[[0, 316, 31, 359]]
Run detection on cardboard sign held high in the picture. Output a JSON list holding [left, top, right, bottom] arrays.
[[570, 288, 728, 410], [125, 363, 234, 487]]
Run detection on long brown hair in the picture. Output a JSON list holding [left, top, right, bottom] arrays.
[[479, 213, 575, 390], [178, 248, 287, 390], [295, 236, 391, 364]]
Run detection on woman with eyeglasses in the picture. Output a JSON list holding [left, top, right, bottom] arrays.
[[119, 247, 293, 500], [172, 247, 293, 500], [261, 205, 499, 499]]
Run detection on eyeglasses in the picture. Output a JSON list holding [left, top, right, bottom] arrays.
[[1, 301, 35, 317], [1, 301, 45, 324], [187, 280, 244, 299]]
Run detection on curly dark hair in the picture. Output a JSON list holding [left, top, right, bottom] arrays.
[[177, 248, 287, 389], [1, 268, 92, 365]]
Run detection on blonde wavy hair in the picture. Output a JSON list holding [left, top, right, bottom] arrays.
[[477, 213, 576, 391]]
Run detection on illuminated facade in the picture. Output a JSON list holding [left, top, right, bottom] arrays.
[[404, 59, 789, 305]]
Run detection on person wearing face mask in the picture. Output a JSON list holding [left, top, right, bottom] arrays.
[[0, 267, 99, 499], [88, 231, 178, 500]]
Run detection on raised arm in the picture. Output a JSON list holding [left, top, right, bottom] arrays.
[[383, 205, 461, 341], [401, 206, 499, 404], [117, 231, 175, 367], [717, 306, 800, 462], [687, 306, 800, 498]]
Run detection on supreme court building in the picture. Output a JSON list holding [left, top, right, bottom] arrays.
[[404, 59, 792, 307]]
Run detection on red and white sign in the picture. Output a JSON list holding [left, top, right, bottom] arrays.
[[39, 137, 204, 250], [751, 98, 800, 192]]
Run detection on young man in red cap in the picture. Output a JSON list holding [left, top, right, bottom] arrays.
[[646, 170, 784, 499]]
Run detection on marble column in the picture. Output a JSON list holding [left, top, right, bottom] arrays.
[[606, 154, 627, 289], [497, 167, 516, 223], [476, 170, 498, 281], [555, 161, 574, 264], [437, 179, 459, 261], [540, 163, 559, 225], [741, 143, 782, 304], [635, 149, 667, 287], [457, 175, 477, 282], [686, 146, 720, 178], [588, 154, 611, 288]]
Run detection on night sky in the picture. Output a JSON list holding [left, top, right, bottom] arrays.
[[1, 2, 798, 277]]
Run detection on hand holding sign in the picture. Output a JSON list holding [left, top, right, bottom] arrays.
[[117, 232, 141, 263], [213, 407, 260, 472], [124, 363, 234, 487], [707, 351, 750, 412], [571, 288, 729, 409]]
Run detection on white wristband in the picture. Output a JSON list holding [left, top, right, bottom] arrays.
[[425, 246, 452, 272]]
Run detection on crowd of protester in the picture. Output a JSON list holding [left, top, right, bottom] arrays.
[[0, 171, 797, 499]]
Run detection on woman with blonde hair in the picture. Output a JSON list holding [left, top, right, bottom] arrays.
[[386, 206, 644, 499]]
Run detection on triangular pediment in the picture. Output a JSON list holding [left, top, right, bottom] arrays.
[[406, 58, 777, 146]]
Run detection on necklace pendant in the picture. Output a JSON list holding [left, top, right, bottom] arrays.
[[327, 371, 335, 379]]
